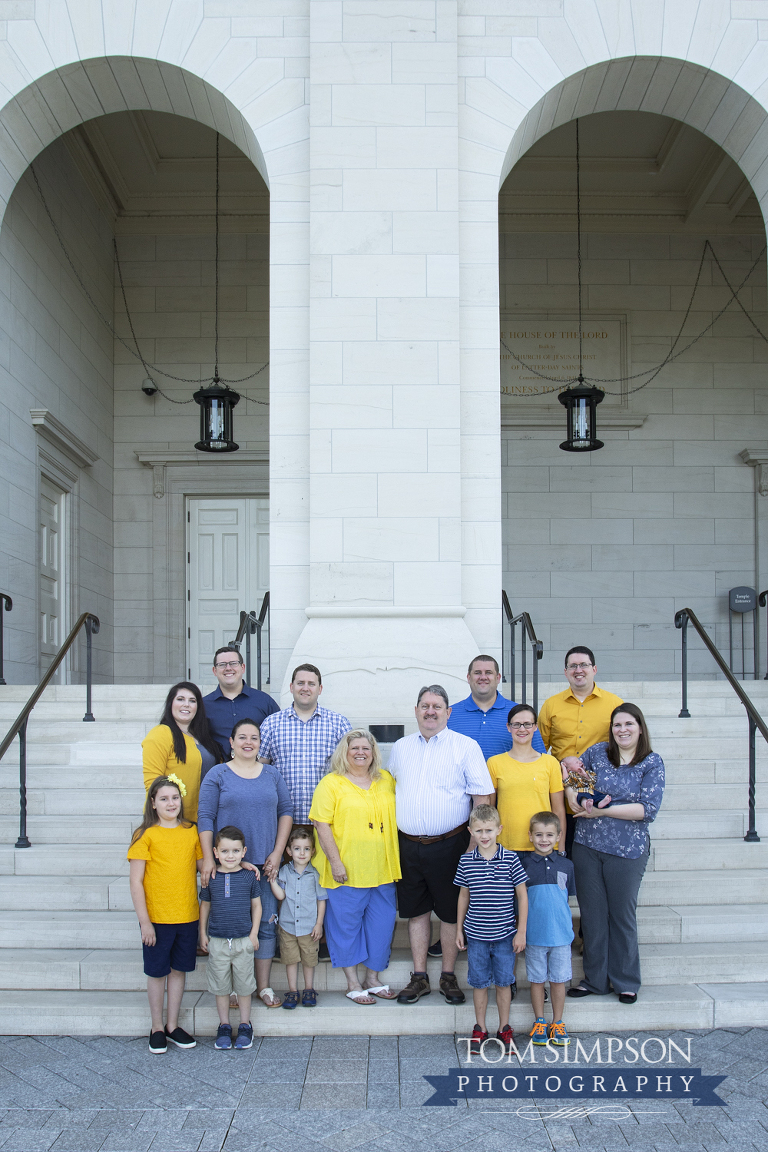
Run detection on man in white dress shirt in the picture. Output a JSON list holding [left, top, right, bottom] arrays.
[[389, 685, 493, 1006]]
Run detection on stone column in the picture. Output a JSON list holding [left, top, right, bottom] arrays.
[[284, 0, 484, 723]]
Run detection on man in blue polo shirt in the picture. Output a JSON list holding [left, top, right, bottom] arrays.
[[448, 655, 545, 760], [203, 646, 279, 758]]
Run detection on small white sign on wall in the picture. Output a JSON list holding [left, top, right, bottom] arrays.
[[500, 314, 627, 407]]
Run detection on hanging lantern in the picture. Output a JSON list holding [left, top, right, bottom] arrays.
[[193, 380, 240, 452], [558, 381, 604, 452]]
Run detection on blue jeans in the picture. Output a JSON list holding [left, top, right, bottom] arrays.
[[253, 869, 278, 960], [466, 934, 517, 989]]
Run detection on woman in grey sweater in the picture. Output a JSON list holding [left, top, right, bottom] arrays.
[[198, 718, 293, 1008]]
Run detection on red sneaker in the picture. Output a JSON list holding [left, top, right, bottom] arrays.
[[496, 1024, 515, 1054], [469, 1024, 489, 1056]]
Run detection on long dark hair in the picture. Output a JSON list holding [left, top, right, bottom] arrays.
[[160, 682, 224, 764], [130, 775, 192, 847], [606, 702, 652, 768]]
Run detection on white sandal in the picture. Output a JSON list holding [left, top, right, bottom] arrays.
[[258, 986, 282, 1007], [345, 989, 377, 1005], [364, 984, 396, 999]]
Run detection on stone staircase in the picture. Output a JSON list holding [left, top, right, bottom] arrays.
[[0, 681, 766, 1037]]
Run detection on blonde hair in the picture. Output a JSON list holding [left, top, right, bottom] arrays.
[[469, 804, 501, 827], [328, 728, 382, 782]]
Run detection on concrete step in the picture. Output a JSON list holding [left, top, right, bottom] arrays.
[[4, 939, 763, 993], [0, 815, 136, 844], [0, 845, 131, 876], [5, 863, 760, 914], [637, 868, 768, 906], [0, 982, 761, 1036], [2, 902, 765, 952], [0, 766, 141, 791], [0, 789, 144, 817], [651, 810, 767, 839], [0, 876, 125, 911], [649, 838, 768, 870]]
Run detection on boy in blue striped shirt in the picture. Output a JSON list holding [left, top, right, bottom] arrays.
[[455, 805, 528, 1055]]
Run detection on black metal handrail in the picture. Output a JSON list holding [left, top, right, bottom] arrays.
[[0, 611, 100, 848], [0, 594, 11, 686], [675, 607, 764, 842], [758, 590, 768, 680], [233, 592, 270, 691], [502, 591, 543, 714]]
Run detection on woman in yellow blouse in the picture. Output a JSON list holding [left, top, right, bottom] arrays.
[[309, 729, 401, 1005], [142, 682, 225, 825], [487, 704, 568, 856]]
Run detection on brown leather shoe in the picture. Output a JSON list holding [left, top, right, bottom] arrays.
[[397, 972, 431, 1004], [439, 972, 466, 1005]]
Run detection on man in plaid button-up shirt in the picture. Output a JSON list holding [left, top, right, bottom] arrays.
[[259, 664, 351, 823]]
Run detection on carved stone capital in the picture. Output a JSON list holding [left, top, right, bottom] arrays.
[[739, 448, 768, 496]]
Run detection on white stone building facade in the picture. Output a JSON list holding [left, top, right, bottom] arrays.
[[1, 0, 768, 721]]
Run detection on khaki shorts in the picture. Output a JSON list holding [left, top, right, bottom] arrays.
[[278, 925, 319, 967], [206, 936, 257, 996]]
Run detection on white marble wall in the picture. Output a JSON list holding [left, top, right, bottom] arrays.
[[0, 142, 114, 683], [0, 2, 766, 701], [501, 228, 768, 681]]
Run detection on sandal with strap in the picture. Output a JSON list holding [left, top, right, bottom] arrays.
[[302, 989, 317, 1007], [282, 991, 300, 1010], [259, 986, 282, 1007]]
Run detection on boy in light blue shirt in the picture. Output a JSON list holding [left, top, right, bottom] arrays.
[[521, 811, 576, 1047]]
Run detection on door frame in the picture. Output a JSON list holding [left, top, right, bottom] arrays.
[[36, 449, 78, 683], [185, 496, 269, 682], [144, 457, 268, 683]]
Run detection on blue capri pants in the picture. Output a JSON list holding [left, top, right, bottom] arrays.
[[324, 883, 397, 971]]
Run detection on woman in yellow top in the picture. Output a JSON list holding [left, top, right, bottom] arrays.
[[309, 729, 401, 1005], [142, 682, 225, 825], [487, 704, 568, 856]]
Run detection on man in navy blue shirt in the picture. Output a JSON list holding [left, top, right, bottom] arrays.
[[447, 655, 545, 760], [203, 646, 280, 755]]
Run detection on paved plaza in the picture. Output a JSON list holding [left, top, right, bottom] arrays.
[[0, 1028, 764, 1151]]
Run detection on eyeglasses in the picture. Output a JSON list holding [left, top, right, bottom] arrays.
[[510, 722, 535, 730], [215, 660, 242, 670], [566, 663, 593, 671]]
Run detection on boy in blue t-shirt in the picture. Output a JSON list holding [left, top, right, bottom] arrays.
[[521, 811, 576, 1047], [199, 825, 262, 1051]]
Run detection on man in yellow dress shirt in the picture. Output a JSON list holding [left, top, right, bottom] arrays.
[[537, 646, 623, 856]]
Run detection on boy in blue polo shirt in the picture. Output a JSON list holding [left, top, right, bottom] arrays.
[[455, 804, 528, 1055], [522, 811, 576, 1046]]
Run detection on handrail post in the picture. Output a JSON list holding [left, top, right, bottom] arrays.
[[256, 619, 263, 692], [15, 718, 30, 848], [245, 619, 251, 686], [521, 621, 527, 706], [676, 611, 690, 718], [83, 615, 95, 722], [0, 594, 11, 686], [510, 621, 516, 702], [760, 590, 768, 679], [533, 642, 540, 715], [745, 713, 760, 842]]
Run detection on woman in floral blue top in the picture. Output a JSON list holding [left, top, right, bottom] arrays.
[[564, 703, 664, 1005]]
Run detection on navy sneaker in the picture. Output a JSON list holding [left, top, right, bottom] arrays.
[[234, 1023, 254, 1050], [215, 1024, 232, 1050]]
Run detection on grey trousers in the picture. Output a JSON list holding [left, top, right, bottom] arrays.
[[571, 841, 649, 995]]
